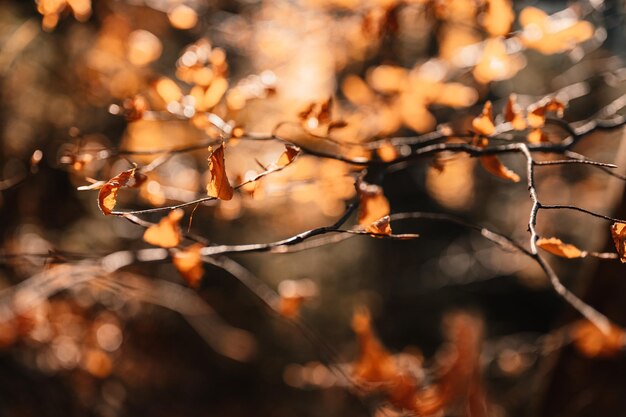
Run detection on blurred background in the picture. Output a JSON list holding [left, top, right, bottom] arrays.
[[1, 0, 626, 416]]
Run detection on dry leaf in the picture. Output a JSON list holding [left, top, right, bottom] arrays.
[[479, 155, 520, 182], [472, 101, 495, 136], [504, 94, 527, 130], [571, 319, 626, 358], [611, 222, 626, 263], [367, 215, 392, 236], [143, 209, 184, 248], [527, 128, 548, 144], [536, 237, 585, 258], [276, 144, 300, 167], [98, 168, 147, 215], [173, 243, 204, 287], [357, 180, 391, 229], [207, 143, 234, 200], [527, 97, 565, 128]]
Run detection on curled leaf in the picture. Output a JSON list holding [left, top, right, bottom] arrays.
[[98, 168, 147, 215], [479, 156, 520, 182], [611, 222, 626, 263], [537, 237, 586, 258], [207, 143, 234, 200], [143, 209, 183, 248], [276, 144, 300, 167], [472, 101, 495, 136], [367, 215, 392, 236], [527, 128, 548, 144], [527, 97, 565, 128], [173, 243, 204, 287], [357, 180, 391, 229], [571, 319, 626, 358], [504, 94, 527, 131]]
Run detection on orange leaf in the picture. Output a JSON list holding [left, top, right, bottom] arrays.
[[98, 168, 147, 215], [527, 128, 548, 144], [207, 143, 234, 200], [527, 97, 565, 128], [143, 209, 183, 248], [611, 222, 626, 263], [479, 155, 520, 182], [571, 319, 626, 358], [357, 180, 391, 229], [472, 101, 495, 136], [173, 243, 204, 287], [276, 144, 300, 167], [482, 0, 515, 37], [504, 94, 527, 131], [536, 237, 585, 258], [366, 215, 392, 236]]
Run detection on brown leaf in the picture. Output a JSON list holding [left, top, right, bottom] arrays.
[[143, 209, 184, 248], [357, 180, 391, 229], [479, 156, 520, 182], [472, 101, 495, 136], [527, 97, 565, 128], [527, 128, 548, 144], [611, 222, 626, 263], [173, 243, 204, 287], [536, 237, 586, 258], [98, 168, 147, 215], [367, 215, 392, 236], [571, 319, 626, 358], [276, 144, 301, 167], [504, 94, 527, 131], [207, 143, 234, 200]]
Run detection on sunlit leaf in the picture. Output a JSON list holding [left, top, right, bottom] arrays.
[[504, 94, 527, 131], [207, 143, 234, 200], [527, 97, 565, 128], [276, 144, 301, 167], [143, 209, 184, 248], [479, 155, 520, 182], [173, 243, 204, 287], [520, 7, 594, 55], [97, 168, 147, 215], [537, 237, 586, 258], [472, 101, 495, 136], [366, 215, 392, 236], [357, 180, 390, 229], [611, 222, 626, 263]]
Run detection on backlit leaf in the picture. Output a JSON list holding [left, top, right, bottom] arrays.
[[611, 222, 626, 263], [98, 168, 147, 215], [276, 144, 301, 167], [207, 143, 234, 200], [357, 180, 391, 229], [173, 243, 204, 287], [472, 101, 495, 136], [504, 94, 527, 131], [537, 237, 585, 258], [143, 209, 183, 248]]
